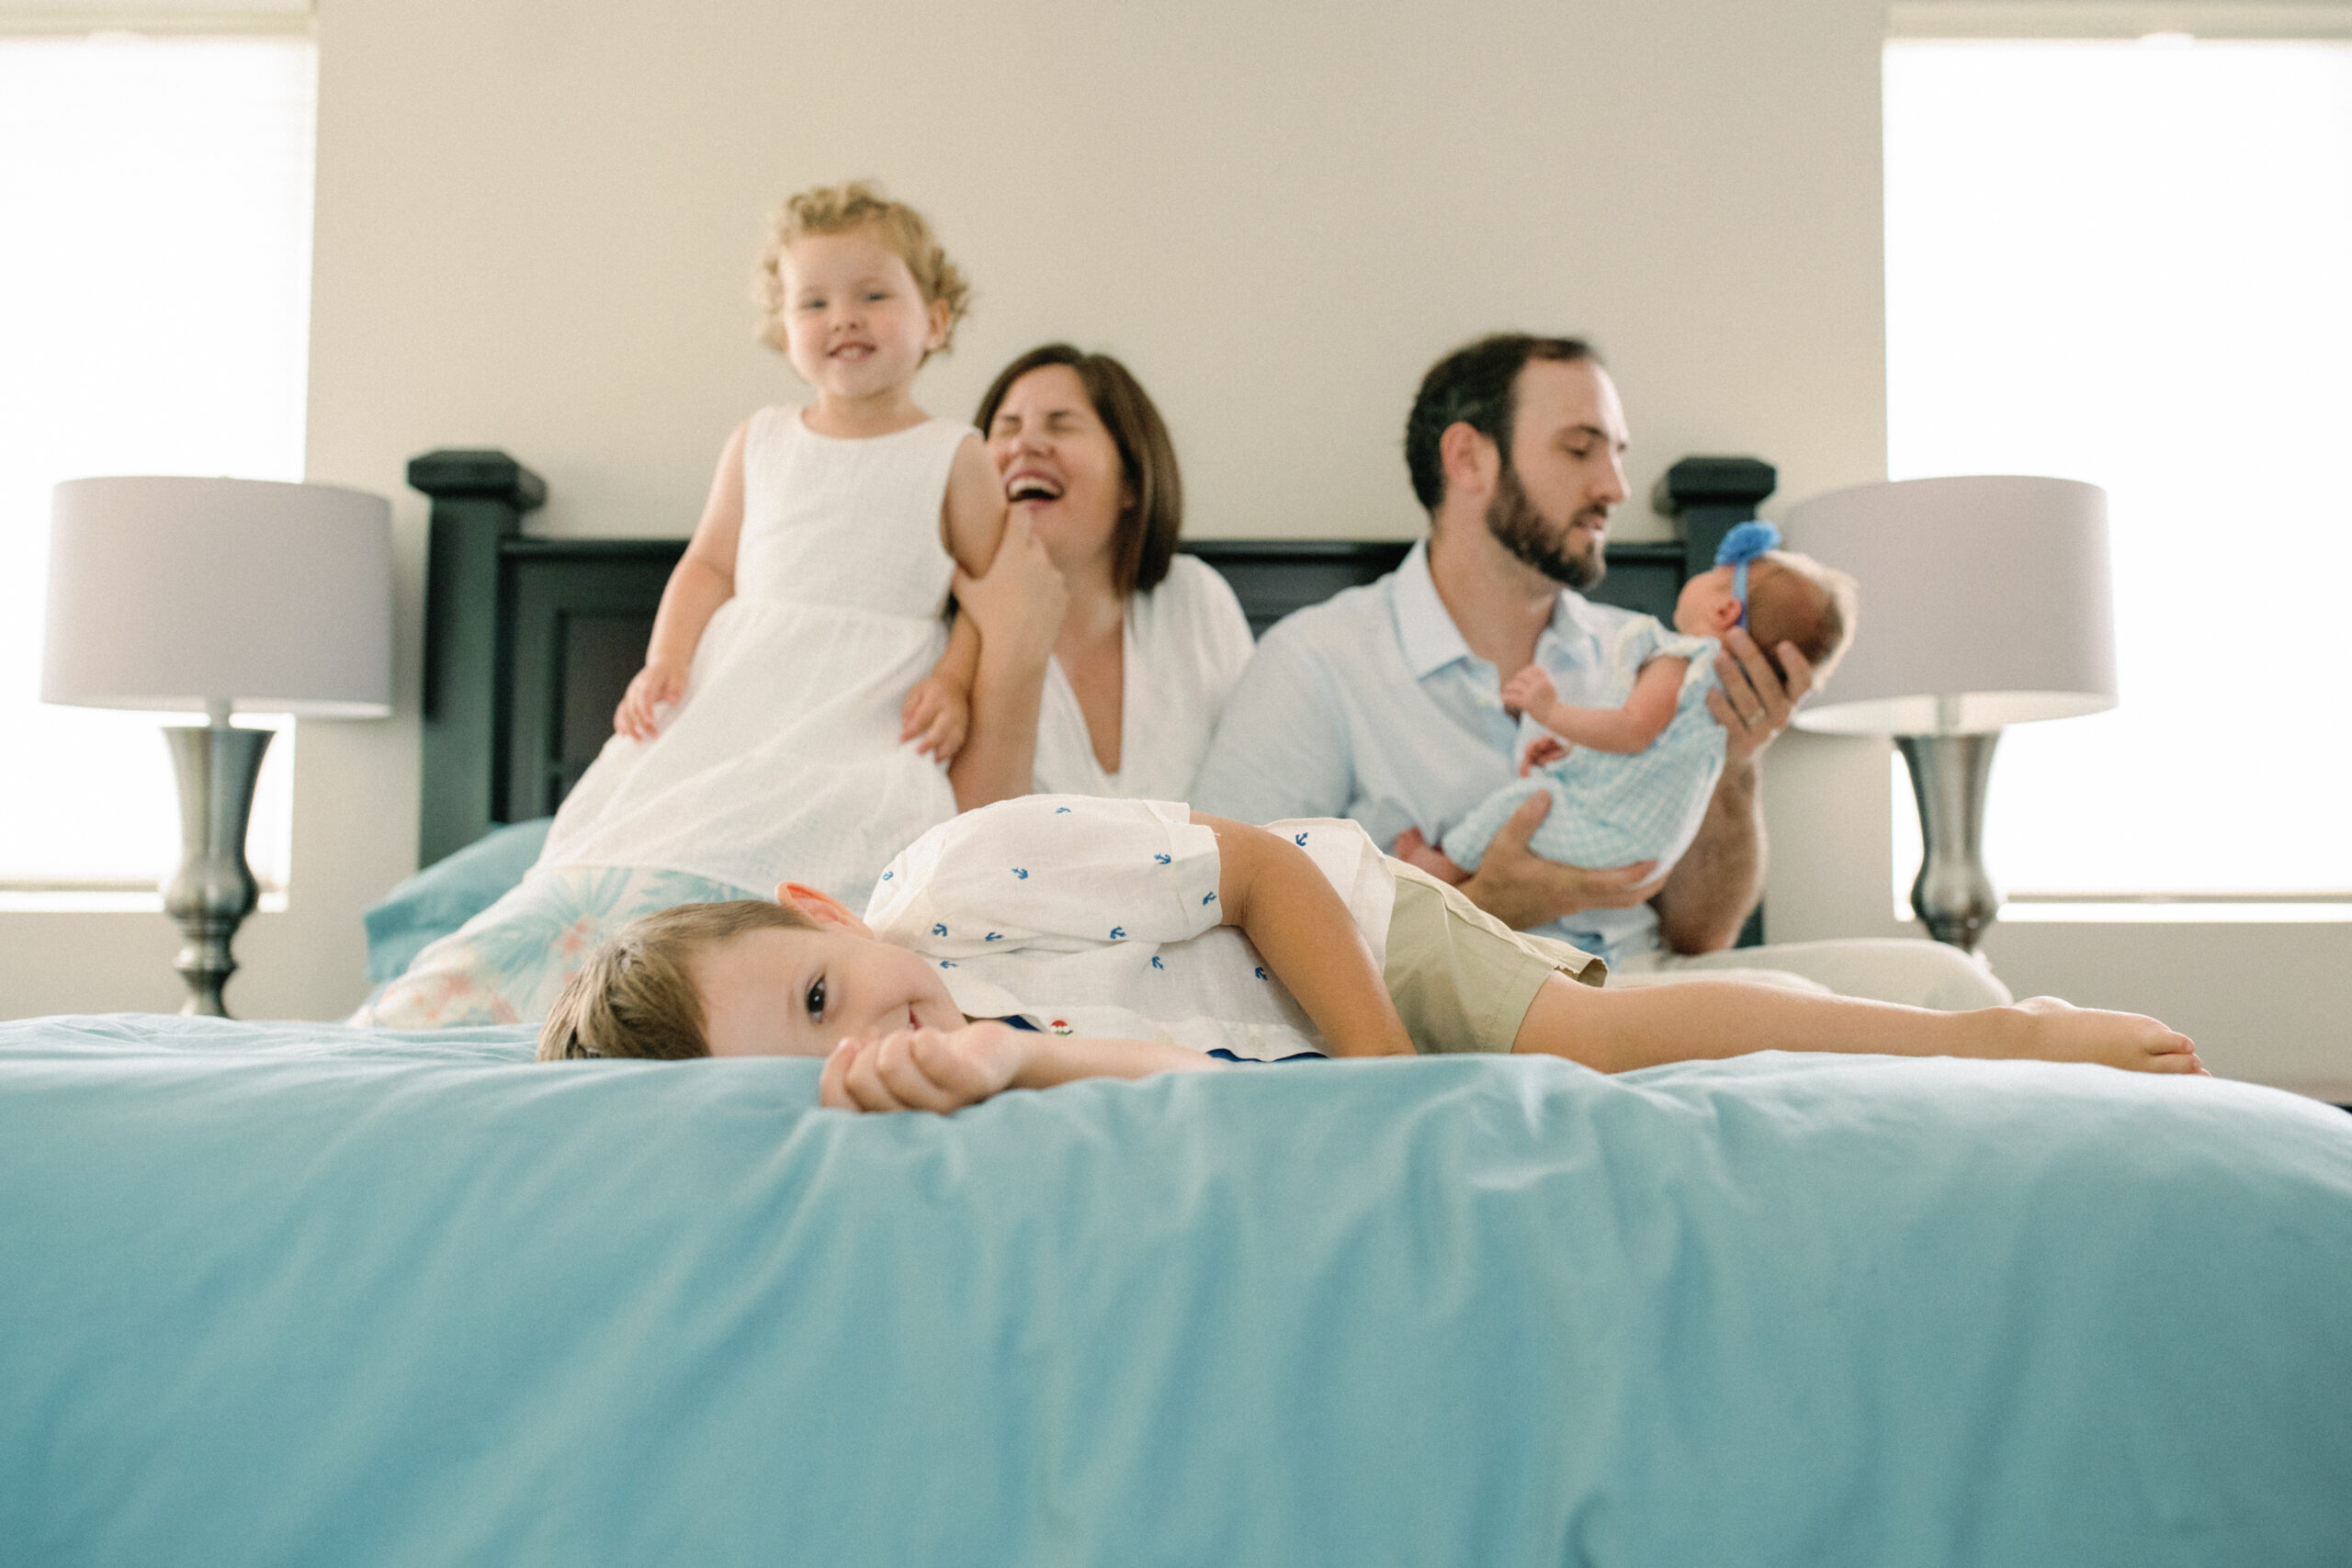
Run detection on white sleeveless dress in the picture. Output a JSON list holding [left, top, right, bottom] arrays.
[[537, 406, 969, 908]]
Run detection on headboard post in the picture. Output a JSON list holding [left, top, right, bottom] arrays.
[[1655, 457, 1778, 578], [408, 449, 548, 866]]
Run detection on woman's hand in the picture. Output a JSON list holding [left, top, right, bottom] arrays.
[[819, 1020, 1031, 1114], [614, 660, 688, 739], [952, 512, 1066, 672], [901, 674, 971, 761]]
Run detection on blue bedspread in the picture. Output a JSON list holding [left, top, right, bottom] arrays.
[[4, 1013, 2348, 1566]]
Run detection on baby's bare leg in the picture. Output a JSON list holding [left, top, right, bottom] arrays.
[[1510, 975, 2204, 1076]]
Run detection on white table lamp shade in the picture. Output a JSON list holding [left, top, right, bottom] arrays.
[[43, 476, 394, 717], [1781, 475, 2118, 736]]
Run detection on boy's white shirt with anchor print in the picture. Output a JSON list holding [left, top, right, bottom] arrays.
[[863, 795, 1396, 1061]]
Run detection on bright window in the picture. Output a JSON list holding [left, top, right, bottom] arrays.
[[1883, 37, 2352, 901], [0, 32, 316, 900]]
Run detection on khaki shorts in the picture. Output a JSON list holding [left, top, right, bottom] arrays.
[[1381, 861, 1606, 1055]]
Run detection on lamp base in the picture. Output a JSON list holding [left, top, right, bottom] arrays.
[[162, 720, 273, 1018], [1895, 732, 2001, 953]]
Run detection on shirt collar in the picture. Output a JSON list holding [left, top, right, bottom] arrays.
[[1392, 536, 1604, 678], [1391, 540, 1474, 679]]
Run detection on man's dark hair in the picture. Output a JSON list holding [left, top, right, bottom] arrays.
[[1403, 333, 1601, 513]]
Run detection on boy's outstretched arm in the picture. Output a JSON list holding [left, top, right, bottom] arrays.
[[1193, 814, 1417, 1058], [822, 1020, 1221, 1115], [1519, 977, 2203, 1077]]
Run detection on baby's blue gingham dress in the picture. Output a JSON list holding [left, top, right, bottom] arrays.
[[1441, 617, 1725, 874]]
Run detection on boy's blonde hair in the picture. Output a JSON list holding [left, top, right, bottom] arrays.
[[537, 899, 821, 1062], [1745, 550, 1860, 687], [753, 180, 971, 355]]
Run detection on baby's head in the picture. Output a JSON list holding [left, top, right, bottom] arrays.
[[538, 889, 966, 1063], [1673, 549, 1859, 686], [753, 179, 971, 364]]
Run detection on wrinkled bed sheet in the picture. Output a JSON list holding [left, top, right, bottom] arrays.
[[4, 1012, 2348, 1567]]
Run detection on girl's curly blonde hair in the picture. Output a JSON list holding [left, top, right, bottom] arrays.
[[752, 180, 971, 355]]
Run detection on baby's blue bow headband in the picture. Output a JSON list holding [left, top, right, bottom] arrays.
[[1714, 520, 1781, 627]]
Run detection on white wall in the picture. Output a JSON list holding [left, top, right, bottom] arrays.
[[5, 0, 2341, 1094]]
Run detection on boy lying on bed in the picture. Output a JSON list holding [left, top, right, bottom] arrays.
[[538, 794, 2203, 1111]]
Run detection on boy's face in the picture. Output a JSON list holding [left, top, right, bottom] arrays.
[[696, 924, 967, 1058], [775, 225, 950, 401]]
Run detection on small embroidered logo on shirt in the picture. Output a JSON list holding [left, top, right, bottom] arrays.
[[1049, 1019, 1073, 1035]]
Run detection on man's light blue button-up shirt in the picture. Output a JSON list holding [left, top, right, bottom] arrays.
[[1192, 540, 1660, 964]]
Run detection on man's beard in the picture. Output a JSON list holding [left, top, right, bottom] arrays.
[[1484, 458, 1605, 590]]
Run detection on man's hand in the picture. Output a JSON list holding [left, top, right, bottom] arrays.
[[1708, 626, 1815, 767], [1437, 793, 1663, 931], [819, 1020, 1030, 1114], [901, 675, 971, 761]]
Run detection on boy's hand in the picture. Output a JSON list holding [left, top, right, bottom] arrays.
[[614, 660, 688, 739], [820, 1020, 1029, 1113], [2003, 995, 2208, 1076], [901, 674, 972, 762], [1519, 736, 1569, 775], [1500, 663, 1557, 717]]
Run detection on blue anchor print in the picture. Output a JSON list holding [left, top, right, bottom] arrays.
[[1254, 966, 1268, 980], [1150, 955, 1164, 970], [1109, 926, 1125, 940], [932, 923, 948, 937], [1055, 806, 1072, 814], [1153, 853, 1170, 865], [985, 931, 1002, 942], [1012, 867, 1028, 879], [1294, 831, 1308, 846], [938, 960, 957, 969], [881, 870, 893, 881], [1201, 892, 1216, 906]]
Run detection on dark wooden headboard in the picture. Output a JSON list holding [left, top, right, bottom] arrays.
[[411, 450, 1777, 911]]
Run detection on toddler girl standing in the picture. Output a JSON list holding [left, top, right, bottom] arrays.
[[539, 181, 1010, 910]]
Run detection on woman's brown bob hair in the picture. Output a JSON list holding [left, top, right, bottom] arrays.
[[973, 344, 1183, 597]]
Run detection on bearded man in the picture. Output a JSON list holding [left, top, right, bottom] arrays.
[[1193, 333, 2006, 1006]]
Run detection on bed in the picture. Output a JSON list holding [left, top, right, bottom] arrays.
[[7, 452, 2348, 1563], [6, 1012, 2348, 1564]]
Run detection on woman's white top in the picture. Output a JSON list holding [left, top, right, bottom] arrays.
[[1030, 553, 1256, 803], [537, 406, 968, 907]]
